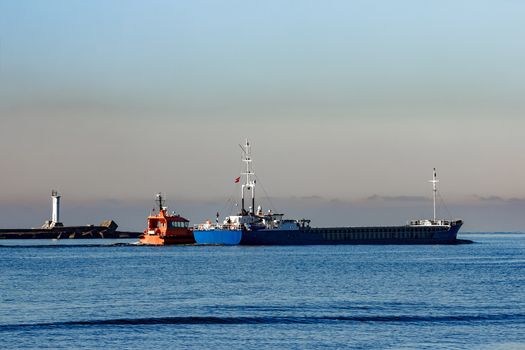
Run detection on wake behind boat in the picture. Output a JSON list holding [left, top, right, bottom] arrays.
[[193, 140, 463, 245]]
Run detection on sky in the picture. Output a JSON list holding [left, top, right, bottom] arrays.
[[0, 0, 524, 231]]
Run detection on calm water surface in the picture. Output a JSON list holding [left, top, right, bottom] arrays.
[[0, 233, 524, 349]]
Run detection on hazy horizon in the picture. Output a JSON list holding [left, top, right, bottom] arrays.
[[1, 1, 524, 231]]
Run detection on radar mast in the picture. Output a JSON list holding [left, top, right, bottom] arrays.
[[240, 139, 256, 214], [428, 168, 439, 221], [155, 193, 166, 212]]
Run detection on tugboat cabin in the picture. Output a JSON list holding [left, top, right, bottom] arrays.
[[145, 209, 189, 236]]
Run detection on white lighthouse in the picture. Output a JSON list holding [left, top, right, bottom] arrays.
[[51, 190, 62, 226], [42, 190, 64, 228]]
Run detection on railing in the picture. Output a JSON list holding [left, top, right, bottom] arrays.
[[408, 219, 451, 226], [193, 223, 242, 231]]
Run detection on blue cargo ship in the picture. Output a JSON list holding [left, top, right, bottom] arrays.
[[193, 140, 463, 245]]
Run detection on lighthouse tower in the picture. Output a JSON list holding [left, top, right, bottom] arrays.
[[51, 190, 63, 227], [41, 190, 64, 228]]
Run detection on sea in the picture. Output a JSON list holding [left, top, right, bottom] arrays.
[[0, 233, 524, 349]]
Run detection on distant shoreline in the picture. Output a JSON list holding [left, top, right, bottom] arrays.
[[460, 232, 525, 234]]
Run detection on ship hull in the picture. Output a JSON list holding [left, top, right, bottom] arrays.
[[193, 229, 242, 245], [193, 221, 462, 245], [241, 221, 463, 245]]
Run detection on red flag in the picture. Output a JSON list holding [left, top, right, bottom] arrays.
[[234, 176, 241, 183]]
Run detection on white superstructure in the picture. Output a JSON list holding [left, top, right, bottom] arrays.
[[408, 168, 450, 227], [196, 139, 307, 232]]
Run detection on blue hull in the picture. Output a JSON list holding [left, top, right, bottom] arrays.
[[193, 229, 242, 245]]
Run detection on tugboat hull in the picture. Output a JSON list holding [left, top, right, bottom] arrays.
[[139, 233, 194, 246]]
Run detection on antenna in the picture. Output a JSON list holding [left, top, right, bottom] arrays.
[[155, 193, 165, 212], [428, 168, 439, 221]]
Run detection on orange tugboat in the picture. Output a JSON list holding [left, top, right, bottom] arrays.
[[139, 193, 195, 245]]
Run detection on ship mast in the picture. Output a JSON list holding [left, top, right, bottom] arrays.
[[155, 193, 165, 213], [428, 168, 439, 221], [240, 139, 255, 214]]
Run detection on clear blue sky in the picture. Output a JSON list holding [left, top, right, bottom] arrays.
[[1, 1, 524, 231]]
